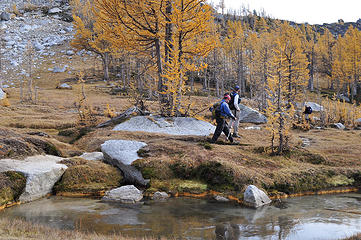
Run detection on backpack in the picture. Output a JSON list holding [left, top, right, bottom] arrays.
[[228, 92, 240, 110], [210, 102, 221, 119], [305, 106, 312, 114]]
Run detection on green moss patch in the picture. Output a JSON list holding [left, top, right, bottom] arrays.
[[146, 179, 207, 195], [54, 158, 122, 195], [0, 171, 26, 207]]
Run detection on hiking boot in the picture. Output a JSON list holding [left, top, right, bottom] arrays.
[[232, 133, 241, 138]]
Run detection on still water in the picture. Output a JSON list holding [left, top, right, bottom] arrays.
[[1, 193, 361, 239]]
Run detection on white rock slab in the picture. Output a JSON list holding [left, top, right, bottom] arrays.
[[332, 123, 345, 130], [0, 155, 67, 203], [101, 140, 147, 186], [102, 185, 143, 203], [0, 88, 6, 100], [101, 140, 147, 165], [113, 116, 215, 136], [243, 185, 271, 208], [80, 152, 104, 161]]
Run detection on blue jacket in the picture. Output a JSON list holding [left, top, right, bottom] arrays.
[[220, 99, 235, 118]]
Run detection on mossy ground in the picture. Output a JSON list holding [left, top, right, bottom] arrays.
[[0, 171, 26, 207], [54, 157, 123, 196]]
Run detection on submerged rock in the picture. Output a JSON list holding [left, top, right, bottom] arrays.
[[0, 155, 67, 203], [101, 140, 147, 187], [102, 185, 143, 203], [243, 185, 271, 208], [113, 116, 215, 136], [152, 191, 169, 201], [214, 195, 230, 202]]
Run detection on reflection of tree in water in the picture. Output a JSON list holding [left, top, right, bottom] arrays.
[[277, 215, 300, 240], [135, 199, 217, 239]]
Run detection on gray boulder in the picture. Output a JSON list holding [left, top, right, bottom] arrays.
[[0, 88, 6, 100], [305, 102, 324, 112], [152, 191, 169, 201], [53, 66, 67, 73], [57, 83, 72, 89], [238, 104, 267, 124], [332, 123, 345, 130], [33, 41, 45, 51], [80, 152, 104, 161], [113, 116, 215, 136], [243, 185, 271, 208], [48, 8, 62, 14], [101, 140, 147, 187], [0, 155, 67, 203], [0, 12, 10, 21], [66, 50, 74, 56], [102, 185, 143, 203]]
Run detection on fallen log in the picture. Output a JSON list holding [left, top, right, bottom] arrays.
[[96, 106, 148, 128]]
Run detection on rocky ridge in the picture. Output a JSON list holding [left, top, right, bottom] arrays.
[[0, 0, 92, 88]]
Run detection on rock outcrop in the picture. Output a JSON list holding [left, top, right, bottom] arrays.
[[0, 89, 6, 100], [0, 155, 67, 202], [243, 185, 271, 208], [102, 185, 143, 203], [152, 191, 169, 201], [238, 104, 267, 124], [0, 171, 26, 207], [332, 123, 345, 130], [113, 116, 216, 136], [101, 140, 147, 187], [304, 102, 324, 112], [54, 157, 122, 196], [80, 152, 104, 161]]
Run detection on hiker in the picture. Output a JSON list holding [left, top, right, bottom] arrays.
[[228, 85, 241, 138], [304, 104, 312, 122], [210, 94, 236, 143]]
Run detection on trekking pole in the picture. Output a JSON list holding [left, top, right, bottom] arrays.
[[190, 106, 212, 117]]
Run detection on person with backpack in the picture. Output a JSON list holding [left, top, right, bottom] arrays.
[[228, 85, 241, 138], [210, 94, 236, 143], [304, 104, 312, 122]]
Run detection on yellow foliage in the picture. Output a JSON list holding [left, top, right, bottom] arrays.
[[322, 96, 361, 127], [103, 104, 116, 118], [264, 22, 309, 154], [0, 98, 10, 107], [11, 4, 20, 16]]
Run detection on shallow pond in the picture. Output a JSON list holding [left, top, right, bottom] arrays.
[[1, 193, 361, 239]]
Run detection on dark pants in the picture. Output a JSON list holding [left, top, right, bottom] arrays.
[[211, 117, 233, 143]]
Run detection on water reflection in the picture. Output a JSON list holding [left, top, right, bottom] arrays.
[[1, 193, 361, 239]]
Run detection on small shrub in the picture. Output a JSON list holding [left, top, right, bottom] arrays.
[[23, 3, 39, 12], [0, 98, 10, 107], [103, 104, 116, 118], [199, 141, 213, 150]]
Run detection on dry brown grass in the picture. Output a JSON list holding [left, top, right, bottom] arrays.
[[0, 217, 157, 240]]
